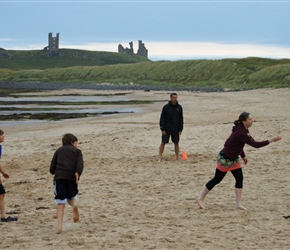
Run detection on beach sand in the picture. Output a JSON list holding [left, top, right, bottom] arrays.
[[0, 88, 290, 249]]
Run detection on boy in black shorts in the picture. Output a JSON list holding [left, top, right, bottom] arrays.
[[0, 129, 18, 222], [50, 133, 84, 233]]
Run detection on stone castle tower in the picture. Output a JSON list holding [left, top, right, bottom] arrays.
[[137, 40, 148, 58], [44, 32, 59, 57], [118, 40, 148, 58]]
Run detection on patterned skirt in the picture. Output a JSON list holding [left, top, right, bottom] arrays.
[[216, 151, 241, 172]]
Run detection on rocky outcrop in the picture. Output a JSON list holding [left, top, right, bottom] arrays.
[[0, 48, 12, 58]]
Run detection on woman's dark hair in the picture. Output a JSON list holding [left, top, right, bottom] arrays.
[[234, 112, 250, 126], [62, 133, 78, 145]]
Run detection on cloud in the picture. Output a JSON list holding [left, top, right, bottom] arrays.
[[146, 42, 290, 60], [62, 41, 290, 60], [0, 38, 14, 42], [62, 42, 117, 52]]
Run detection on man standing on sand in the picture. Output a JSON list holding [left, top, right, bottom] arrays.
[[159, 93, 183, 161]]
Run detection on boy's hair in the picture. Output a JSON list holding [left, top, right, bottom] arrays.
[[0, 129, 3, 136], [62, 133, 78, 145]]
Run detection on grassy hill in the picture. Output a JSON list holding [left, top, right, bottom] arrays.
[[0, 48, 149, 69], [0, 49, 290, 90]]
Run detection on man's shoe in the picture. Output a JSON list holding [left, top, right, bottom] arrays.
[[1, 216, 18, 222]]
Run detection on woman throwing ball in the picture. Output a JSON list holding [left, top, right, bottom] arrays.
[[197, 112, 281, 210]]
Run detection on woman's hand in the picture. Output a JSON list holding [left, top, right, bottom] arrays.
[[243, 157, 248, 165], [269, 136, 282, 143]]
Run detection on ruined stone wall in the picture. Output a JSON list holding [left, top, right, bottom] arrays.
[[137, 40, 148, 58], [118, 40, 148, 58]]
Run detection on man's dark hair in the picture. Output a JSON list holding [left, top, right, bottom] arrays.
[[170, 93, 177, 98], [62, 133, 78, 145], [0, 129, 3, 136]]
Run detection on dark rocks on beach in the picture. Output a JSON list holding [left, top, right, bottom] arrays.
[[0, 82, 242, 121], [0, 111, 132, 121], [0, 82, 228, 92]]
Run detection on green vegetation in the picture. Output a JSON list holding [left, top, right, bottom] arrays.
[[0, 49, 148, 69], [1, 49, 290, 90]]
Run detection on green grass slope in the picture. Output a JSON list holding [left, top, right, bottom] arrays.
[[1, 55, 290, 90], [0, 48, 149, 69]]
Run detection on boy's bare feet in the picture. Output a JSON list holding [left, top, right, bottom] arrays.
[[73, 206, 79, 222], [196, 198, 207, 209], [158, 158, 162, 162], [56, 226, 62, 234]]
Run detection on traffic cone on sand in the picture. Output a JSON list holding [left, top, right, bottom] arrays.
[[182, 150, 188, 160]]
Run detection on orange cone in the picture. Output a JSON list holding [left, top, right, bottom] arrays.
[[182, 150, 187, 160]]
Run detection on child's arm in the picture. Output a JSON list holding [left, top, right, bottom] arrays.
[[75, 172, 79, 184], [75, 149, 84, 183], [0, 164, 9, 179], [50, 152, 57, 175], [76, 150, 84, 174]]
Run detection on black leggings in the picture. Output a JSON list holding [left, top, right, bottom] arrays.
[[205, 168, 243, 190]]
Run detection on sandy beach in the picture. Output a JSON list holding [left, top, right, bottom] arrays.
[[0, 88, 290, 249]]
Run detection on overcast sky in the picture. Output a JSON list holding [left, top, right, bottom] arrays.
[[1, 0, 290, 61]]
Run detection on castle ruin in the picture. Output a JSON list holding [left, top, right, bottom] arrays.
[[43, 32, 59, 57], [41, 34, 148, 59], [118, 40, 148, 58]]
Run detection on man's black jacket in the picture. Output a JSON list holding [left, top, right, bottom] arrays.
[[159, 101, 183, 134]]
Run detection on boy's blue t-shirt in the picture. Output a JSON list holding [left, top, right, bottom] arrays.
[[0, 144, 2, 158]]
